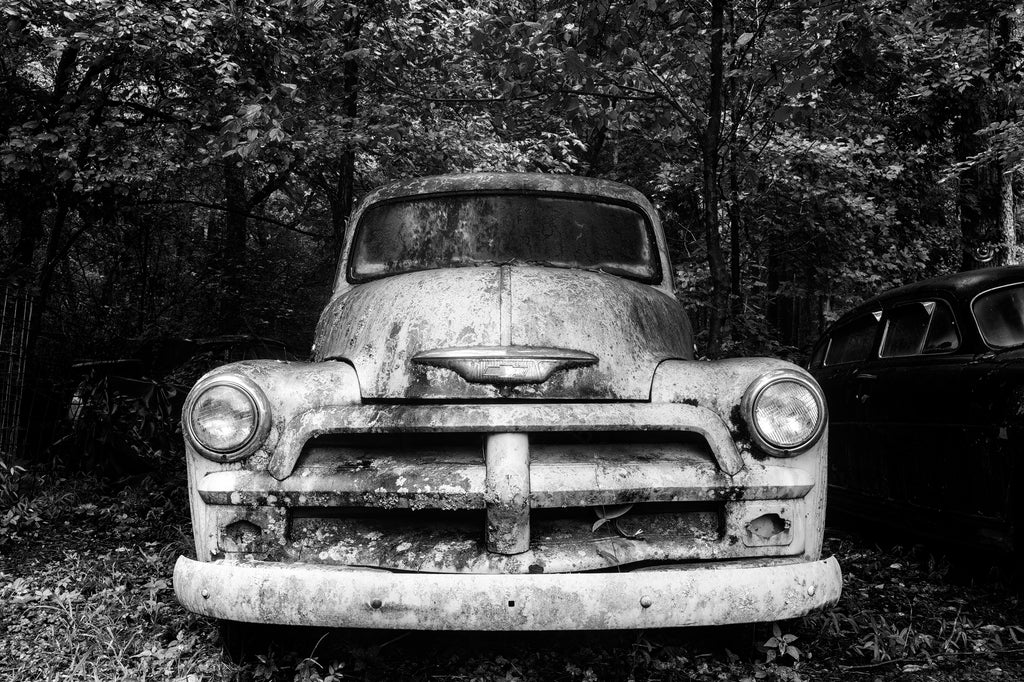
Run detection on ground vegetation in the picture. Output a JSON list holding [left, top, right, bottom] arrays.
[[1, 468, 1022, 681]]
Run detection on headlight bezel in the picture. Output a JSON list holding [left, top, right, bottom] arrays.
[[741, 370, 827, 457], [183, 374, 271, 462]]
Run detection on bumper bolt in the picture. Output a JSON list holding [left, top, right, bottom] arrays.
[[370, 598, 383, 610], [807, 585, 816, 596], [201, 589, 210, 599], [639, 596, 653, 609]]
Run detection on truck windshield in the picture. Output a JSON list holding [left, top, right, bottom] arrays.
[[349, 193, 659, 282]]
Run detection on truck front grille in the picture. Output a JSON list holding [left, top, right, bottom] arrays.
[[199, 405, 812, 572], [285, 503, 724, 573]]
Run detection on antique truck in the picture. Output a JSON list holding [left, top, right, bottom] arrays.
[[173, 173, 841, 636]]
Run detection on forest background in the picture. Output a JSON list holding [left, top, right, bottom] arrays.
[[3, 0, 1024, 458], [3, 2, 1024, 679]]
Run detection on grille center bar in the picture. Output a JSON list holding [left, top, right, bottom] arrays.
[[485, 433, 531, 554]]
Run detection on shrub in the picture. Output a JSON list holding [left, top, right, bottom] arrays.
[[0, 463, 40, 545]]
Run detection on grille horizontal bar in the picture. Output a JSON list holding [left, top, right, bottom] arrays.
[[269, 402, 745, 479], [198, 449, 811, 510]]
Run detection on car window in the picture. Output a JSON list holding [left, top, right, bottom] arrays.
[[922, 302, 960, 354], [350, 193, 659, 282], [974, 284, 1024, 348], [880, 300, 960, 358], [881, 302, 932, 357], [824, 312, 880, 366], [808, 340, 827, 369]]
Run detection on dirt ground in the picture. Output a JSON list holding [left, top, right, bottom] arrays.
[[2, 470, 1022, 681]]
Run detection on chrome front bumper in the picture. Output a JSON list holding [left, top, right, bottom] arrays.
[[174, 555, 841, 630]]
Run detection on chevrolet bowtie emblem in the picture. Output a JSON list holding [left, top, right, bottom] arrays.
[[412, 346, 598, 386]]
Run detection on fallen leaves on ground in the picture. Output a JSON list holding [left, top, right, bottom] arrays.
[[1, 468, 1021, 681]]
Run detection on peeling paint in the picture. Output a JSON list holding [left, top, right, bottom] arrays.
[[315, 266, 692, 401], [176, 173, 839, 632]]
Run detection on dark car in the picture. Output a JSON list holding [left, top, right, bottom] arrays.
[[808, 266, 1024, 556]]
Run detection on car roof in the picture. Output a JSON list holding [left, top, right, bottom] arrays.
[[831, 265, 1024, 329]]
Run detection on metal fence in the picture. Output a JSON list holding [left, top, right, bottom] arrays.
[[0, 286, 33, 464]]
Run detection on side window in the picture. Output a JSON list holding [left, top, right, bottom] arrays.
[[880, 300, 960, 358], [973, 284, 1024, 348], [922, 303, 960, 353], [808, 340, 827, 369], [824, 312, 881, 366]]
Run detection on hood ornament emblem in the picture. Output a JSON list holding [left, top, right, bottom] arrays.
[[412, 346, 598, 386]]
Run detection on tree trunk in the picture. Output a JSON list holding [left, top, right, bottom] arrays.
[[329, 12, 362, 257], [332, 152, 356, 252], [13, 207, 42, 274], [962, 8, 1018, 269], [956, 101, 1000, 270], [700, 0, 731, 356], [728, 151, 742, 325], [998, 166, 1017, 266], [995, 11, 1019, 267], [221, 163, 248, 332]]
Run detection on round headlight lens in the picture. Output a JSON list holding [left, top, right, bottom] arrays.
[[752, 380, 821, 449], [742, 371, 827, 456], [189, 384, 259, 454]]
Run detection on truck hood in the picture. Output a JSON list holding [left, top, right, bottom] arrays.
[[314, 266, 693, 400]]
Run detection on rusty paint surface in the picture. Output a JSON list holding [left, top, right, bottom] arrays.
[[173, 555, 842, 629], [267, 403, 744, 479], [280, 507, 732, 572], [197, 453, 811, 510], [484, 434, 531, 554], [315, 266, 692, 401], [508, 267, 692, 399], [650, 357, 819, 426], [275, 503, 803, 573], [176, 173, 838, 631], [315, 268, 503, 399]]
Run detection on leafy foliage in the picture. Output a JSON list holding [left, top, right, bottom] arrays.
[[52, 371, 180, 474], [1, 0, 1024, 410], [0, 464, 40, 545], [761, 622, 802, 663]]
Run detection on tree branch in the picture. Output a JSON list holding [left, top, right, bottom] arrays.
[[133, 199, 321, 237], [249, 165, 299, 208], [107, 99, 198, 126], [378, 75, 661, 104], [640, 59, 698, 131]]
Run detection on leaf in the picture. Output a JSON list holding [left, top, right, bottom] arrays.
[[594, 504, 633, 521], [785, 645, 800, 660], [736, 32, 755, 47]]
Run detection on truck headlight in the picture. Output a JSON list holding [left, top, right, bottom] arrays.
[[741, 370, 826, 456], [184, 375, 270, 461]]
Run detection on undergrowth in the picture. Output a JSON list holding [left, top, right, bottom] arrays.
[[1, 469, 1022, 681], [0, 463, 40, 546]]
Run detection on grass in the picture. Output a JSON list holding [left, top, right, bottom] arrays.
[[1, 465, 1022, 681]]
